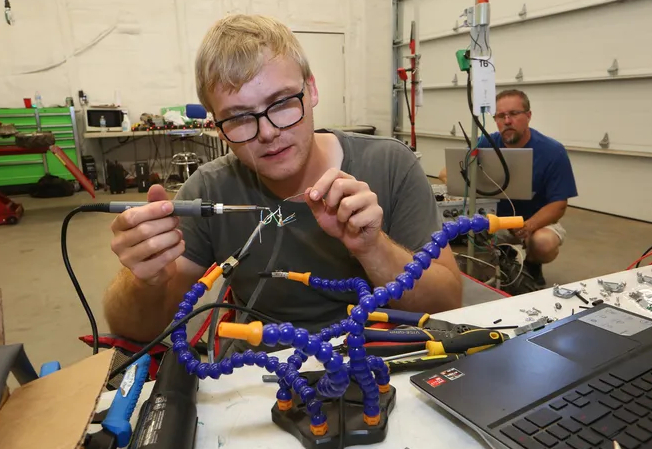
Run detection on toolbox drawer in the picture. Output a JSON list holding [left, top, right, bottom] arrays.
[[0, 107, 80, 186]]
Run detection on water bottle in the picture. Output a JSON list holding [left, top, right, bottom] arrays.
[[121, 115, 131, 132], [35, 91, 43, 108], [100, 115, 107, 132]]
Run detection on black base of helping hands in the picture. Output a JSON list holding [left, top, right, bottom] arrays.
[[270, 370, 397, 449]]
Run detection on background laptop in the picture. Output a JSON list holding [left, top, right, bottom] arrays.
[[445, 147, 534, 201], [411, 304, 652, 449]]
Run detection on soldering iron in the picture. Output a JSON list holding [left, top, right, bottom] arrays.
[[61, 198, 268, 356], [99, 199, 269, 217]]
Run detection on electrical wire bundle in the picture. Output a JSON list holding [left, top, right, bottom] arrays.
[[627, 245, 652, 270]]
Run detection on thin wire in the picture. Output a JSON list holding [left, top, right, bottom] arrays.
[[462, 149, 471, 215], [634, 245, 652, 269], [627, 252, 652, 270], [482, 27, 493, 59], [479, 165, 516, 216], [403, 79, 413, 127], [469, 30, 482, 53], [453, 252, 508, 279], [501, 260, 524, 287], [282, 191, 306, 202], [469, 57, 496, 72], [497, 243, 525, 287]]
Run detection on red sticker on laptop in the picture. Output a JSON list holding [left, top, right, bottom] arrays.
[[441, 368, 464, 381], [426, 375, 447, 388]]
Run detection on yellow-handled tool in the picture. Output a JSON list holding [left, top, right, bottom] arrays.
[[385, 354, 463, 374], [382, 329, 506, 361], [346, 304, 430, 327]]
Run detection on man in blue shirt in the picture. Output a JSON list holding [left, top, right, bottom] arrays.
[[476, 89, 578, 285]]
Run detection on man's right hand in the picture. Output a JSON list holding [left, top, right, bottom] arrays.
[[110, 184, 185, 286]]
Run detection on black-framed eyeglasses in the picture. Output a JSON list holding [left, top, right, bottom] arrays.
[[494, 110, 528, 121], [215, 87, 306, 143]]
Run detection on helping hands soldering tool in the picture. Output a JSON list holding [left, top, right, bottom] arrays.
[[104, 199, 269, 217]]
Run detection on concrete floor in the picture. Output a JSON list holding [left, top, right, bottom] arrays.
[[1, 189, 651, 378]]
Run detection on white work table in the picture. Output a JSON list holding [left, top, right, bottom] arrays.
[[95, 266, 652, 448]]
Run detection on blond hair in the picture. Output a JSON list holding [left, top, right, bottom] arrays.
[[195, 14, 313, 113]]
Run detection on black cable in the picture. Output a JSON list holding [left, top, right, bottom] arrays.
[[402, 79, 413, 127], [110, 302, 283, 379], [481, 27, 492, 59], [463, 72, 511, 196], [207, 276, 233, 363], [469, 30, 482, 53], [62, 205, 112, 354], [637, 245, 652, 268], [338, 394, 345, 449]]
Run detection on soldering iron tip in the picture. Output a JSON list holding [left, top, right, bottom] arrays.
[[258, 271, 273, 278]]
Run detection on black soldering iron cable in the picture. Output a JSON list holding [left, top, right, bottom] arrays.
[[110, 302, 282, 379], [61, 203, 277, 361], [62, 205, 107, 355]]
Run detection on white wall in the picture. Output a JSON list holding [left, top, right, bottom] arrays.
[[1, 0, 392, 172], [396, 0, 652, 222]]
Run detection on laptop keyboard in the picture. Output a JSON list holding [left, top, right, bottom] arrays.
[[499, 362, 652, 448]]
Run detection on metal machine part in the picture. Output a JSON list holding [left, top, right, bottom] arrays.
[[520, 308, 540, 317], [630, 289, 652, 312], [431, 186, 499, 222], [514, 316, 549, 336], [439, 199, 498, 220], [552, 284, 578, 299], [637, 272, 652, 286], [597, 279, 626, 293]]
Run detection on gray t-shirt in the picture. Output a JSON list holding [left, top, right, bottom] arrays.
[[175, 129, 442, 335]]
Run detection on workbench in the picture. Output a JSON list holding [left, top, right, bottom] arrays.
[[83, 128, 227, 187], [82, 125, 376, 188], [95, 266, 652, 448]]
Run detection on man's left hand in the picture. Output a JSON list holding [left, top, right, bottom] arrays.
[[513, 220, 536, 241], [305, 168, 383, 256]]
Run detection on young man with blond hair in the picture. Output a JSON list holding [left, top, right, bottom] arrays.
[[103, 15, 462, 343]]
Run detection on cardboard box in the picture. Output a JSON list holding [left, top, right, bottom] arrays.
[[0, 346, 116, 449]]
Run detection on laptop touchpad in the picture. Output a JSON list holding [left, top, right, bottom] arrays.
[[530, 319, 640, 368]]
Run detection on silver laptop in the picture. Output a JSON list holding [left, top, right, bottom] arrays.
[[445, 147, 534, 200]]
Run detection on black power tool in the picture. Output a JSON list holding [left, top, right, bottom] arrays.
[[128, 349, 198, 449]]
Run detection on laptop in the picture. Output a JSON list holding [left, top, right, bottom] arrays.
[[445, 147, 534, 201], [410, 304, 652, 449]]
